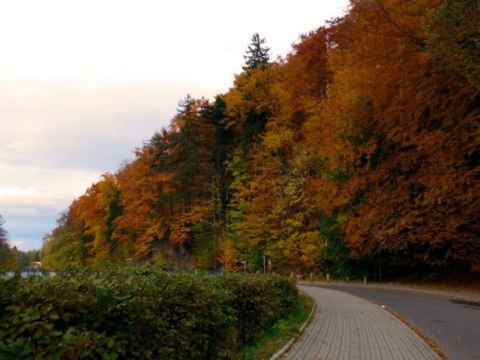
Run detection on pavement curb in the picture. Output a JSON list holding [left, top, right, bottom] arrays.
[[270, 291, 316, 360]]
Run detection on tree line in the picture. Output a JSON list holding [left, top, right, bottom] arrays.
[[0, 215, 42, 271], [41, 0, 479, 280]]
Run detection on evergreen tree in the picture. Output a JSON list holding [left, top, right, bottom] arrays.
[[0, 215, 11, 269], [0, 215, 7, 246], [243, 33, 270, 70]]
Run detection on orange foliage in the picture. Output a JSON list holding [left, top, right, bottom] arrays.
[[71, 174, 120, 261], [45, 4, 480, 276], [327, 0, 480, 270], [218, 237, 241, 272]]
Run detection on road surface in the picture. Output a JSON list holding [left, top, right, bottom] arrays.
[[309, 283, 480, 360]]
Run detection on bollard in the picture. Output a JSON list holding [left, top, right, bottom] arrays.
[[363, 276, 367, 285], [327, 273, 330, 283]]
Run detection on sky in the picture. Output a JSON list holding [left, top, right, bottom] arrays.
[[0, 0, 350, 252]]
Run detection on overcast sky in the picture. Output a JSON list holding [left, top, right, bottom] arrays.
[[0, 0, 350, 252]]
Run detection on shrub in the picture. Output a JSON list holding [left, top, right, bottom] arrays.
[[0, 269, 298, 359], [216, 274, 298, 347]]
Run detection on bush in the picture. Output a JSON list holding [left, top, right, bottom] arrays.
[[0, 269, 298, 359], [216, 274, 298, 347]]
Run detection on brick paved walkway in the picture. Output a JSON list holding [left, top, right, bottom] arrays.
[[283, 285, 440, 360]]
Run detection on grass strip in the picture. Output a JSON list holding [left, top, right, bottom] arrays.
[[239, 293, 313, 360]]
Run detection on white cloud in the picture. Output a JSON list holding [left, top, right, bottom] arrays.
[[0, 81, 178, 168], [0, 163, 100, 211]]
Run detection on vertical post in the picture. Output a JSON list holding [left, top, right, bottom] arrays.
[[213, 226, 217, 272], [363, 276, 367, 285], [327, 273, 330, 283], [263, 256, 266, 274]]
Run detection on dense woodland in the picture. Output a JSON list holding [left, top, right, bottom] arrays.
[[36, 0, 478, 279]]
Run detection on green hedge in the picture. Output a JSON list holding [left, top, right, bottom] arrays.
[[0, 269, 298, 359], [216, 274, 298, 347]]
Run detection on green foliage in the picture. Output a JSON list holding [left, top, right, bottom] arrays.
[[318, 211, 351, 278], [250, 248, 265, 273], [192, 221, 216, 270], [216, 274, 298, 347], [0, 215, 12, 271], [242, 293, 312, 360], [0, 269, 298, 359], [425, 0, 480, 90], [324, 167, 351, 183]]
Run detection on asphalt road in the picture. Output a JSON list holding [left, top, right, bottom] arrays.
[[311, 284, 480, 360]]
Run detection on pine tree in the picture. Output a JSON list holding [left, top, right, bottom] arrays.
[[0, 215, 12, 269], [0, 215, 8, 248], [243, 33, 270, 70]]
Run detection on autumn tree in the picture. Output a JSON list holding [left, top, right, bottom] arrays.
[[226, 34, 277, 153], [320, 0, 480, 275], [113, 143, 173, 261], [225, 57, 283, 269], [70, 174, 122, 262], [166, 96, 218, 264], [113, 96, 221, 268], [41, 4, 480, 279], [218, 237, 241, 272], [192, 96, 237, 270], [225, 29, 336, 272], [42, 210, 90, 270]]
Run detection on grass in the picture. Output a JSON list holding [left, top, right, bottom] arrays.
[[239, 293, 314, 360]]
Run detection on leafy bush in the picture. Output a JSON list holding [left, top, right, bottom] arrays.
[[0, 269, 298, 359], [216, 274, 298, 347]]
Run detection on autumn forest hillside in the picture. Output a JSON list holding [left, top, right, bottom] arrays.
[[42, 0, 479, 280]]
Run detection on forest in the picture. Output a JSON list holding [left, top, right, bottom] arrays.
[[38, 0, 478, 280]]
